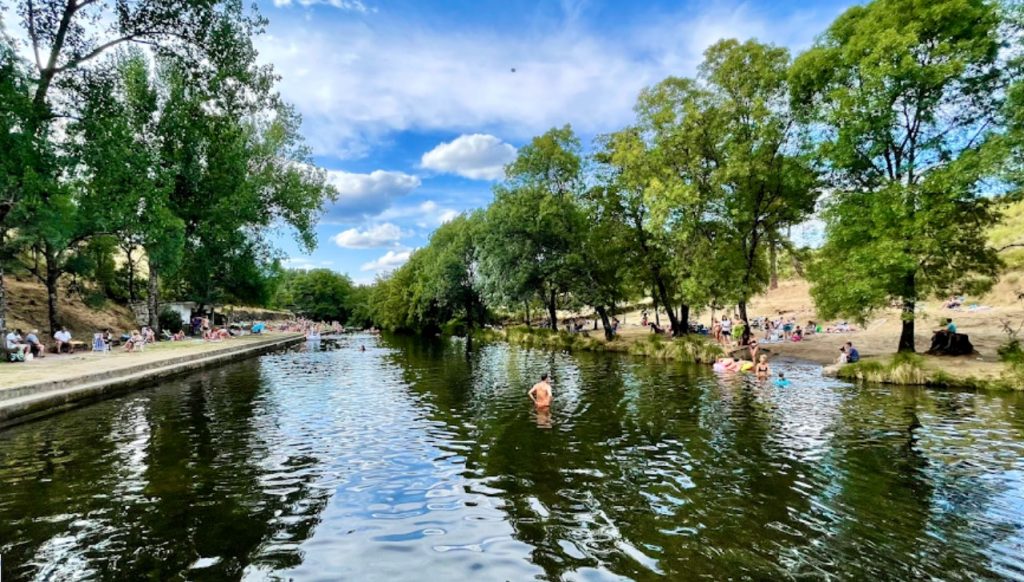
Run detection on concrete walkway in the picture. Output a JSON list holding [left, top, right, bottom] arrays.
[[0, 333, 304, 428]]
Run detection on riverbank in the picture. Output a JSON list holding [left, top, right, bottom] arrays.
[[0, 333, 304, 428], [483, 323, 1023, 390], [480, 327, 724, 363]]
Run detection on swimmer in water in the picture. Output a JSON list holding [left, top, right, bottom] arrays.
[[774, 371, 790, 387], [360, 345, 366, 352], [528, 373, 553, 410], [755, 355, 770, 379]]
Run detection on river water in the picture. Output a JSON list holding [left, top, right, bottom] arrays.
[[1, 334, 1023, 581]]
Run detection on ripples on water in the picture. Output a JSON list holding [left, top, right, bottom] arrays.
[[1, 334, 1023, 581]]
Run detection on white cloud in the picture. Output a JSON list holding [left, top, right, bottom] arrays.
[[421, 134, 517, 180], [360, 250, 413, 272], [332, 222, 406, 248], [256, 4, 843, 158], [272, 0, 369, 12], [323, 170, 421, 223], [438, 209, 460, 224], [378, 200, 462, 228], [283, 257, 318, 270]]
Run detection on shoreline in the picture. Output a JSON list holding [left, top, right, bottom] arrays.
[[0, 334, 305, 429], [480, 327, 1021, 390]]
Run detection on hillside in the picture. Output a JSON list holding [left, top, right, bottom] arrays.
[[3, 276, 136, 337]]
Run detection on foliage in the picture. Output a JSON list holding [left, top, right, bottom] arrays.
[[273, 269, 354, 323], [793, 0, 1009, 351], [159, 308, 184, 334]]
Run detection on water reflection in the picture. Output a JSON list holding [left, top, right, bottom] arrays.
[[0, 334, 1022, 581]]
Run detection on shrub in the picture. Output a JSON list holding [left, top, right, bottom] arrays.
[[158, 308, 184, 334]]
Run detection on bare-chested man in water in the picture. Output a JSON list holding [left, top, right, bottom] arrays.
[[528, 373, 553, 410]]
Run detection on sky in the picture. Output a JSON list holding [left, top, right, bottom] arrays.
[[257, 0, 855, 284]]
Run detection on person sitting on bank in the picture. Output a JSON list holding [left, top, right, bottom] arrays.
[[5, 328, 29, 360], [845, 341, 860, 363], [54, 326, 74, 354], [944, 318, 956, 334], [25, 329, 46, 358], [124, 330, 144, 352]]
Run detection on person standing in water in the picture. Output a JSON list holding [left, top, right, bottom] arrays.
[[528, 373, 553, 409]]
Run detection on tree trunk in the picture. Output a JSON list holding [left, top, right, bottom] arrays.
[[790, 255, 805, 278], [652, 287, 660, 326], [769, 242, 779, 290], [595, 305, 614, 341], [0, 261, 7, 339], [45, 261, 59, 337], [898, 274, 916, 352], [679, 303, 690, 335], [524, 301, 531, 328], [126, 247, 136, 304], [652, 271, 680, 336], [147, 262, 160, 332], [738, 300, 750, 345], [546, 289, 558, 331]]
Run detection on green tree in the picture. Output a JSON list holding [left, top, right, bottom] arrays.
[[156, 51, 334, 316], [1, 0, 261, 333], [792, 0, 1009, 352], [75, 51, 185, 330], [477, 126, 583, 330], [589, 128, 684, 336], [0, 35, 50, 336], [417, 213, 487, 338], [700, 39, 818, 339], [276, 269, 354, 322]]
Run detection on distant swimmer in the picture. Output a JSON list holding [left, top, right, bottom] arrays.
[[528, 373, 553, 410], [360, 345, 366, 352]]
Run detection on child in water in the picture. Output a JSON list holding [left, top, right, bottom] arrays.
[[774, 371, 790, 387]]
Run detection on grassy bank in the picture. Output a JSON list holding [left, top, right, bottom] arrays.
[[478, 326, 1024, 390], [477, 326, 724, 363], [833, 353, 1023, 390]]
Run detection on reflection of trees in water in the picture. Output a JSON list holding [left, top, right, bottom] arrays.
[[385, 337, 819, 580], [0, 402, 122, 580], [822, 385, 1023, 579], [381, 337, 1024, 580], [0, 360, 332, 580]]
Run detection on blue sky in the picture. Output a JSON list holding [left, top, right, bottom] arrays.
[[258, 0, 854, 283]]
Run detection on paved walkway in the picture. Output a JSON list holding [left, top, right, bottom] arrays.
[[0, 333, 302, 392]]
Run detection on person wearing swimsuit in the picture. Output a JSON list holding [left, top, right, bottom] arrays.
[[755, 355, 770, 379]]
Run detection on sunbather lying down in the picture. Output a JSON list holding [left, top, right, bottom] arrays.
[[825, 322, 857, 333]]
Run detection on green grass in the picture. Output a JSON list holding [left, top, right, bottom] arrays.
[[837, 352, 1019, 390], [482, 326, 723, 363]]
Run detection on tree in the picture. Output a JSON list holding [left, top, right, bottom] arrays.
[[0, 0, 261, 332], [275, 269, 354, 323], [477, 126, 583, 330], [157, 52, 334, 317], [792, 0, 1009, 352], [590, 129, 686, 336], [417, 213, 487, 339], [700, 39, 818, 341], [75, 51, 185, 331], [0, 36, 44, 337]]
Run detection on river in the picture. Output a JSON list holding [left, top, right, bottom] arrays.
[[1, 333, 1023, 581]]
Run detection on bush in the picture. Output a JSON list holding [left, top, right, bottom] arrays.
[[158, 308, 184, 334], [998, 339, 1024, 386]]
